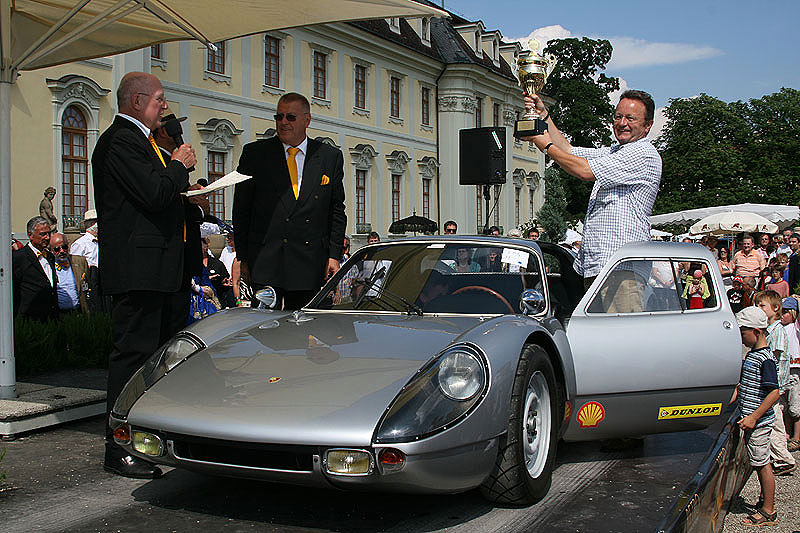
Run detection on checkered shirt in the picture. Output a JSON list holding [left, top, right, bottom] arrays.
[[571, 138, 662, 278]]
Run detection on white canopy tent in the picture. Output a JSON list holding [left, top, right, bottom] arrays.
[[651, 203, 800, 227], [0, 0, 447, 398]]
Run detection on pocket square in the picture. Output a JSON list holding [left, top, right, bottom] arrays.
[[321, 174, 330, 185]]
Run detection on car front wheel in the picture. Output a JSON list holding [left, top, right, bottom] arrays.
[[480, 343, 560, 504]]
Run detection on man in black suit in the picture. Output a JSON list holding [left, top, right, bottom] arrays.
[[233, 93, 346, 310], [12, 216, 58, 321], [92, 72, 196, 479]]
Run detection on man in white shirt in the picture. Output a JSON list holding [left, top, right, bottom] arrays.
[[70, 209, 99, 267]]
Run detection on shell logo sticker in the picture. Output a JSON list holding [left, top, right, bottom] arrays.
[[577, 401, 605, 428], [268, 377, 281, 383]]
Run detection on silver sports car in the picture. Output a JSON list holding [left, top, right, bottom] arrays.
[[110, 237, 741, 504]]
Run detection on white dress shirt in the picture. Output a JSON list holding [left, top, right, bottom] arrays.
[[28, 242, 54, 286]]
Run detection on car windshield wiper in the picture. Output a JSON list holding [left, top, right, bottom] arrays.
[[352, 267, 423, 316], [353, 266, 387, 310]]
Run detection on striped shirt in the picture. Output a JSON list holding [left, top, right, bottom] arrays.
[[571, 138, 661, 278], [738, 346, 778, 428]]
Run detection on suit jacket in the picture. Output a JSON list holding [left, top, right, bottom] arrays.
[[12, 246, 58, 321], [233, 136, 346, 291], [91, 116, 190, 294]]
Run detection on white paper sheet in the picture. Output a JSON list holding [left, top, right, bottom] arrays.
[[182, 171, 252, 196]]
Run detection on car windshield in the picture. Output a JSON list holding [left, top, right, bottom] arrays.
[[308, 242, 543, 315]]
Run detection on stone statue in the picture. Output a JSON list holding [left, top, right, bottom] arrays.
[[39, 186, 57, 231]]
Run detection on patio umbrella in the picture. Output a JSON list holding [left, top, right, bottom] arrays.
[[688, 211, 779, 236], [389, 212, 438, 235], [0, 0, 448, 398]]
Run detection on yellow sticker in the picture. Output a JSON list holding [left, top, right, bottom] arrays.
[[658, 403, 722, 420]]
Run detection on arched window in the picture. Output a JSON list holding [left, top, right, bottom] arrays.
[[61, 106, 88, 228]]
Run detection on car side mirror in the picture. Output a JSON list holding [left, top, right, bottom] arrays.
[[255, 287, 277, 309], [520, 289, 546, 315]]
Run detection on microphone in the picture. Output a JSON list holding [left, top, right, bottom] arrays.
[[163, 117, 195, 172]]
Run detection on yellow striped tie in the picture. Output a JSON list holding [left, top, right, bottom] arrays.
[[148, 134, 166, 167], [287, 147, 300, 199]]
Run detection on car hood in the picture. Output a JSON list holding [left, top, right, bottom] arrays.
[[129, 312, 483, 446]]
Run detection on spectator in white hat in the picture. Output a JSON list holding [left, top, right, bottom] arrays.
[[69, 208, 99, 267]]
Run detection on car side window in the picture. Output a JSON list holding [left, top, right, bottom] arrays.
[[587, 258, 718, 314], [674, 259, 717, 311], [587, 260, 650, 314]]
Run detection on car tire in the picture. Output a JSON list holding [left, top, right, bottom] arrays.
[[480, 343, 560, 504]]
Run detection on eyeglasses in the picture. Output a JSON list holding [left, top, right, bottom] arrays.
[[613, 113, 642, 123], [137, 92, 166, 104], [274, 113, 305, 122]]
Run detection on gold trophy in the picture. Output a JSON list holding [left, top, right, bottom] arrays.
[[514, 39, 558, 138]]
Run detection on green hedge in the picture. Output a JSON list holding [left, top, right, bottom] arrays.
[[13, 313, 113, 377]]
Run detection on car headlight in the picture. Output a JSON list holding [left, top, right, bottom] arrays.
[[113, 333, 205, 418], [437, 349, 485, 400], [374, 344, 488, 444]]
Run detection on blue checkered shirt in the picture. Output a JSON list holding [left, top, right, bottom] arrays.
[[571, 138, 662, 278]]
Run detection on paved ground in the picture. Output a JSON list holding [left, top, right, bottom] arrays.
[[0, 415, 732, 532], [722, 449, 800, 532]]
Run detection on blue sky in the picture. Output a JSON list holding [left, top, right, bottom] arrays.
[[446, 0, 799, 120]]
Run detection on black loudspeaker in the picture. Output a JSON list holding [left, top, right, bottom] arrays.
[[459, 127, 507, 185]]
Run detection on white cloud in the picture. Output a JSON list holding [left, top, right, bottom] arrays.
[[511, 27, 722, 70], [605, 37, 722, 70]]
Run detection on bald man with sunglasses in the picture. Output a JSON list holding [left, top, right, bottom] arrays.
[[233, 92, 346, 310]]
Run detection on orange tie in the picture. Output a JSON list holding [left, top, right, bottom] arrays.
[[287, 147, 300, 199], [148, 134, 166, 167]]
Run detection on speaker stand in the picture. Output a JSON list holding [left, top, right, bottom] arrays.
[[482, 184, 491, 235]]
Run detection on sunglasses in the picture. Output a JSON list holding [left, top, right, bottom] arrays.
[[274, 113, 304, 122], [51, 245, 69, 251], [444, 229, 456, 234]]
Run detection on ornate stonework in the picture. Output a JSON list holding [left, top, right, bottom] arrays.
[[349, 144, 378, 170], [417, 156, 440, 179], [386, 150, 411, 175], [438, 95, 476, 113], [197, 118, 243, 150]]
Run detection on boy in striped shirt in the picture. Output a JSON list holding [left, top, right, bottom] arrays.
[[732, 306, 780, 527]]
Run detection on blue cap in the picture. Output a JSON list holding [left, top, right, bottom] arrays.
[[782, 297, 798, 311]]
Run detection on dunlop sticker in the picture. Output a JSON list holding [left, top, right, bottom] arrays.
[[658, 403, 722, 420]]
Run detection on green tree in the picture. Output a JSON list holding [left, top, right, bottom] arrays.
[[654, 88, 800, 213], [654, 94, 750, 213], [537, 165, 568, 243], [542, 37, 620, 218], [742, 88, 800, 206]]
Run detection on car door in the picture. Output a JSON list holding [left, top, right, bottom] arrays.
[[562, 243, 742, 441]]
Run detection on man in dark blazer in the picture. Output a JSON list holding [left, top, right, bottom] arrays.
[[92, 72, 196, 479], [233, 92, 346, 310], [12, 216, 58, 322]]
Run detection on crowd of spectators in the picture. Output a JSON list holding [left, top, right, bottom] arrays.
[[706, 229, 800, 526]]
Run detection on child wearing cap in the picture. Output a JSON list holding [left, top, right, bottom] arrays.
[[728, 276, 747, 313], [781, 296, 800, 452], [732, 305, 780, 526]]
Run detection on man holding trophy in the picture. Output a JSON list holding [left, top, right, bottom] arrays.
[[516, 39, 662, 308]]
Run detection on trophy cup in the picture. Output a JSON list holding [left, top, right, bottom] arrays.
[[514, 39, 557, 138]]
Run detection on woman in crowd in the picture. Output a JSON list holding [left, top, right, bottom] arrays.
[[717, 246, 733, 284], [454, 247, 480, 273]]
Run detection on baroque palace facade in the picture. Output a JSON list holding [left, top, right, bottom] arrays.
[[9, 11, 545, 242]]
